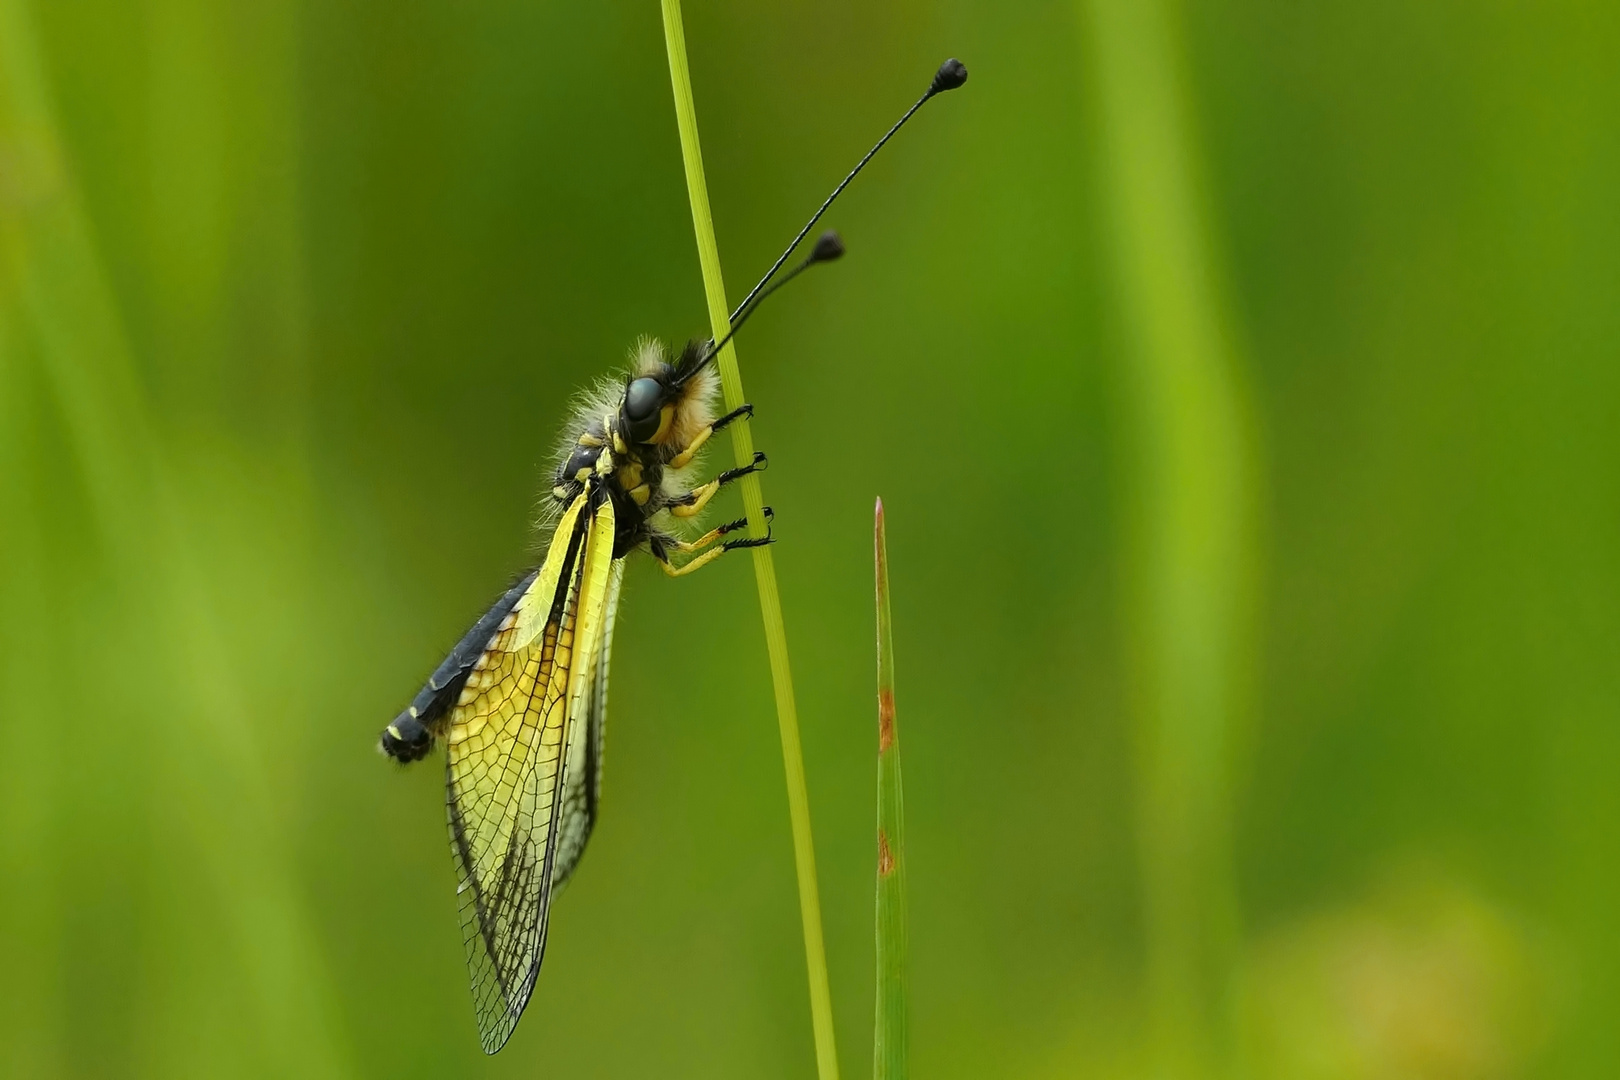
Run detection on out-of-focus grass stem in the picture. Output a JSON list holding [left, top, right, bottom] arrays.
[[873, 499, 908, 1080], [659, 4, 840, 1079], [0, 3, 347, 1073], [1080, 0, 1261, 1076]]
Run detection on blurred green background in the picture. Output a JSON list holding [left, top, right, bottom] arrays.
[[2, 0, 1616, 1077]]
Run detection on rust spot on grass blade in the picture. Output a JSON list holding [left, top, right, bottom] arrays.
[[878, 688, 896, 752], [877, 828, 895, 877]]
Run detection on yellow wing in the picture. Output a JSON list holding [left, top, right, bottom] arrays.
[[443, 491, 617, 1054], [552, 556, 624, 893]]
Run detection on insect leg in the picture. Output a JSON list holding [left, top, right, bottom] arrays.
[[669, 403, 753, 468], [644, 511, 771, 579], [668, 507, 774, 554], [660, 526, 774, 577], [668, 451, 767, 519]]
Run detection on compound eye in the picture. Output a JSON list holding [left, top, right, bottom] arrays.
[[624, 377, 663, 422]]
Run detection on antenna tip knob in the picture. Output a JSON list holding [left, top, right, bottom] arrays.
[[930, 58, 968, 95], [810, 230, 845, 263]]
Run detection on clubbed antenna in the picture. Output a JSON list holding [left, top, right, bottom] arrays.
[[679, 59, 968, 382], [722, 230, 843, 338], [684, 231, 845, 377], [728, 58, 970, 325]]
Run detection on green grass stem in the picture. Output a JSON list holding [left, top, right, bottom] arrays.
[[872, 499, 908, 1080], [659, 5, 840, 1078]]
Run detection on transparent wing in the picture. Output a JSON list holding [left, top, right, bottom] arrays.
[[442, 492, 617, 1054], [552, 557, 624, 892]]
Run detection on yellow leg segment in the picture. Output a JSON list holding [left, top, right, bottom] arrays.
[[670, 403, 752, 468], [670, 524, 729, 554], [669, 478, 719, 518], [662, 545, 730, 577], [669, 425, 711, 469], [668, 450, 766, 519]]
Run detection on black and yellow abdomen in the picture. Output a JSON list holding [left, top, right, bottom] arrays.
[[379, 571, 537, 763]]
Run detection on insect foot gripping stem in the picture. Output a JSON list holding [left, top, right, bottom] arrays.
[[717, 450, 768, 487], [669, 451, 768, 519], [660, 508, 775, 577]]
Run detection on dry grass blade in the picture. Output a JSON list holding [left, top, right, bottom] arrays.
[[873, 499, 908, 1079]]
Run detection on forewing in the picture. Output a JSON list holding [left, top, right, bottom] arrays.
[[552, 556, 624, 891], [442, 493, 616, 1053]]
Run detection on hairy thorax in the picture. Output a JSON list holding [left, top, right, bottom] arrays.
[[549, 340, 721, 559]]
